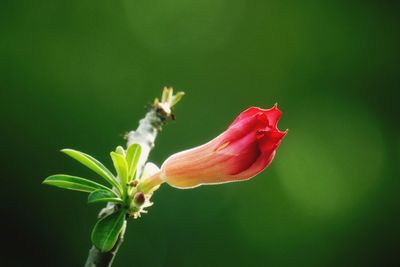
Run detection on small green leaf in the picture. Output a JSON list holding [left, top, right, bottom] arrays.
[[88, 190, 123, 204], [115, 146, 125, 157], [91, 209, 126, 252], [110, 152, 128, 190], [42, 174, 111, 193], [61, 149, 122, 195], [126, 144, 141, 180], [161, 87, 170, 102], [171, 91, 185, 107]]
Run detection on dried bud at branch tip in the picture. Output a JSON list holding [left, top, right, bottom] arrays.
[[153, 87, 185, 117]]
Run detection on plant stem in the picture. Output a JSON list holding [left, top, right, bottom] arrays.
[[84, 221, 126, 267], [84, 88, 182, 267]]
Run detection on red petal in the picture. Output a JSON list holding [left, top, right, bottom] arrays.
[[265, 105, 282, 128], [230, 107, 263, 127], [230, 105, 282, 129], [220, 113, 266, 145], [227, 143, 261, 175], [258, 130, 287, 153]]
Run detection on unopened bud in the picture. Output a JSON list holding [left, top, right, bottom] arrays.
[[158, 105, 286, 189], [129, 180, 138, 187], [133, 192, 145, 206]]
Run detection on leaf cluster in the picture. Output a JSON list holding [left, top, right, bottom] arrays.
[[43, 144, 141, 252]]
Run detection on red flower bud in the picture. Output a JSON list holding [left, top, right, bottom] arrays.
[[140, 105, 287, 190]]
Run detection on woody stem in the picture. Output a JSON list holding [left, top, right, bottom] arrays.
[[84, 103, 173, 267]]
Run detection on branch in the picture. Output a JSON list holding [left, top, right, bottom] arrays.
[[84, 87, 184, 267]]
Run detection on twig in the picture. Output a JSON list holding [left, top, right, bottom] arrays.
[[84, 88, 183, 267]]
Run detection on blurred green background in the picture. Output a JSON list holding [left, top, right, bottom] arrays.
[[1, 0, 399, 266]]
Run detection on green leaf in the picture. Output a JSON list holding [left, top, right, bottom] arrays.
[[88, 190, 123, 204], [161, 87, 170, 102], [126, 144, 141, 181], [171, 91, 185, 107], [42, 174, 111, 193], [91, 209, 126, 252], [110, 152, 128, 190], [61, 149, 122, 195], [115, 146, 125, 157]]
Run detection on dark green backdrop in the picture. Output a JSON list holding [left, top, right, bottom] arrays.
[[1, 0, 399, 266]]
